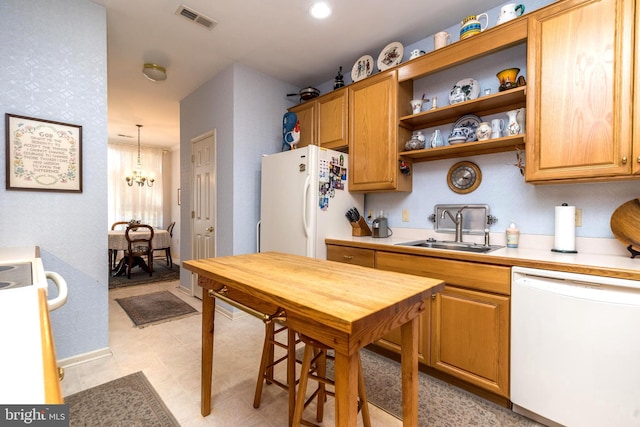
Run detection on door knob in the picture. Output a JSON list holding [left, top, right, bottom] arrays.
[[206, 226, 214, 232]]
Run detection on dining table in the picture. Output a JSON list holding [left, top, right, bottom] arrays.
[[108, 228, 172, 274], [183, 251, 444, 426]]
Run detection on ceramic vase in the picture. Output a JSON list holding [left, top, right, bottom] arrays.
[[506, 110, 521, 135], [475, 122, 491, 141], [430, 130, 444, 148], [516, 108, 526, 134]]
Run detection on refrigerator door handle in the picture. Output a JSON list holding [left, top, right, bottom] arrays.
[[302, 174, 311, 238]]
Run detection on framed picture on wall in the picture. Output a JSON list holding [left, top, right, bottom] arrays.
[[5, 113, 83, 192]]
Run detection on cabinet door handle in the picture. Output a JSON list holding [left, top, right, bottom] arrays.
[[637, 156, 640, 163], [343, 255, 353, 260], [622, 157, 628, 164]]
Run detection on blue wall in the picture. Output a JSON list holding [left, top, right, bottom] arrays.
[[0, 0, 109, 359], [179, 64, 298, 292], [318, 0, 638, 240]]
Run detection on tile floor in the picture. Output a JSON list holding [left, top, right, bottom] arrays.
[[61, 280, 400, 426]]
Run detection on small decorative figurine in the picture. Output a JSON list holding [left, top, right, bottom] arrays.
[[334, 66, 344, 90], [282, 112, 300, 151]]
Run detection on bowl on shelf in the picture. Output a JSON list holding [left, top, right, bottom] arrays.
[[448, 135, 468, 145], [496, 68, 520, 91]]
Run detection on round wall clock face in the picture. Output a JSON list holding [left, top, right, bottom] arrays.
[[447, 161, 482, 194]]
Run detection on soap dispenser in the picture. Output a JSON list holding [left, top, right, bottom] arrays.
[[506, 220, 520, 248]]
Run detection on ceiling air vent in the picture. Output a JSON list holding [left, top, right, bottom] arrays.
[[175, 5, 217, 30]]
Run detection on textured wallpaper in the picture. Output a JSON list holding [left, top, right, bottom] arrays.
[[0, 0, 109, 359]]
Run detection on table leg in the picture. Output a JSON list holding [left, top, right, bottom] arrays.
[[287, 327, 296, 426], [201, 291, 215, 416], [400, 316, 419, 426], [333, 350, 359, 426]]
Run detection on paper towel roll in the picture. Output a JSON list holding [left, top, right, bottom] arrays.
[[553, 205, 577, 252]]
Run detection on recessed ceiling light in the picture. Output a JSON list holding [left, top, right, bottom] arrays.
[[310, 2, 331, 19]]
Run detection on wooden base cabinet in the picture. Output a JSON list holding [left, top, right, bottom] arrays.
[[526, 0, 636, 182], [431, 286, 510, 398], [374, 251, 511, 398], [375, 303, 431, 367]]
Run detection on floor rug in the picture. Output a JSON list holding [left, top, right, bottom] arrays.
[[116, 290, 198, 328], [109, 263, 180, 289], [358, 349, 542, 426], [65, 371, 179, 427]]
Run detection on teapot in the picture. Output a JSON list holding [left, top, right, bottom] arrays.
[[497, 3, 525, 25]]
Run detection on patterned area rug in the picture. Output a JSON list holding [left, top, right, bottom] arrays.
[[358, 349, 542, 426], [109, 263, 180, 289], [65, 371, 179, 427], [116, 290, 198, 328]]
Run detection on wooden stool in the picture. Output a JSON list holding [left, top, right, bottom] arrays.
[[293, 335, 371, 427], [254, 321, 301, 422]]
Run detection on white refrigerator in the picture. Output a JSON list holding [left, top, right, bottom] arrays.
[[259, 145, 364, 260]]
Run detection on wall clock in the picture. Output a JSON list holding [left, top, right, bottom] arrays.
[[447, 161, 482, 194]]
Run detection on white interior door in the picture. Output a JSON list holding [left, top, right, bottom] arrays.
[[191, 130, 216, 299]]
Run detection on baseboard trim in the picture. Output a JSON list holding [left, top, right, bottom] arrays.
[[58, 347, 113, 368]]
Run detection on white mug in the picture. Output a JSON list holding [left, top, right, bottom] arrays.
[[491, 118, 504, 138], [434, 31, 452, 50]]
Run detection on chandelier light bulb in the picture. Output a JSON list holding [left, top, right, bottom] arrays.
[[125, 124, 155, 187]]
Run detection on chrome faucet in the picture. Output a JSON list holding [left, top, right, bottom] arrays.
[[441, 206, 469, 243]]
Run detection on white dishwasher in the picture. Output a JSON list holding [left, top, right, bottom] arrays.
[[511, 266, 640, 427]]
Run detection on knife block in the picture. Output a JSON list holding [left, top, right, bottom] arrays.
[[351, 218, 372, 236]]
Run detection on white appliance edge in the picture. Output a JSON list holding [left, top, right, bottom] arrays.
[[259, 145, 364, 260], [511, 266, 640, 427]]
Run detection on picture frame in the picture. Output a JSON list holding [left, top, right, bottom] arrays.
[[5, 113, 83, 192]]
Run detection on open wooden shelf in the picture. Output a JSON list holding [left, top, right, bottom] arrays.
[[400, 134, 525, 162], [399, 86, 526, 131]]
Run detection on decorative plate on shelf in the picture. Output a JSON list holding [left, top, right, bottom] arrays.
[[351, 55, 374, 82], [448, 78, 480, 105], [377, 42, 404, 71], [452, 114, 482, 142]]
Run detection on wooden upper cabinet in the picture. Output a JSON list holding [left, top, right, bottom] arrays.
[[634, 0, 640, 175], [526, 0, 636, 182], [348, 70, 412, 192], [289, 100, 315, 149], [317, 88, 348, 150], [288, 87, 348, 151]]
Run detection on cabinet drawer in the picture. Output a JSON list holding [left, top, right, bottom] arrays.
[[326, 245, 375, 268], [376, 251, 510, 295]]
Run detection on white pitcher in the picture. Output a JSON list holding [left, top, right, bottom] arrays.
[[497, 3, 525, 25], [505, 110, 521, 135]]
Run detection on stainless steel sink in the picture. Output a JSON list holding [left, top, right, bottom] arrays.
[[397, 239, 503, 253]]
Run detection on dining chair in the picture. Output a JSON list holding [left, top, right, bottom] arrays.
[[109, 221, 129, 270], [153, 221, 175, 268], [124, 224, 154, 279]]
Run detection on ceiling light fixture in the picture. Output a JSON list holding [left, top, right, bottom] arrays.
[[125, 125, 155, 187], [310, 2, 332, 19], [142, 63, 167, 82]]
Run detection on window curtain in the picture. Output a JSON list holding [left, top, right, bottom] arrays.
[[108, 143, 163, 228]]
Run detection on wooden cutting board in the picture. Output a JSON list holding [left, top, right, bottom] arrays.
[[610, 198, 640, 249]]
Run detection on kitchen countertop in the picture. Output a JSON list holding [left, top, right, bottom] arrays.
[[326, 229, 640, 281]]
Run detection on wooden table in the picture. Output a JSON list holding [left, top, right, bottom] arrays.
[[108, 229, 171, 252], [108, 229, 171, 274], [183, 252, 443, 426]]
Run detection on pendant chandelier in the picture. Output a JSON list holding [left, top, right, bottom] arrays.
[[125, 124, 155, 187]]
